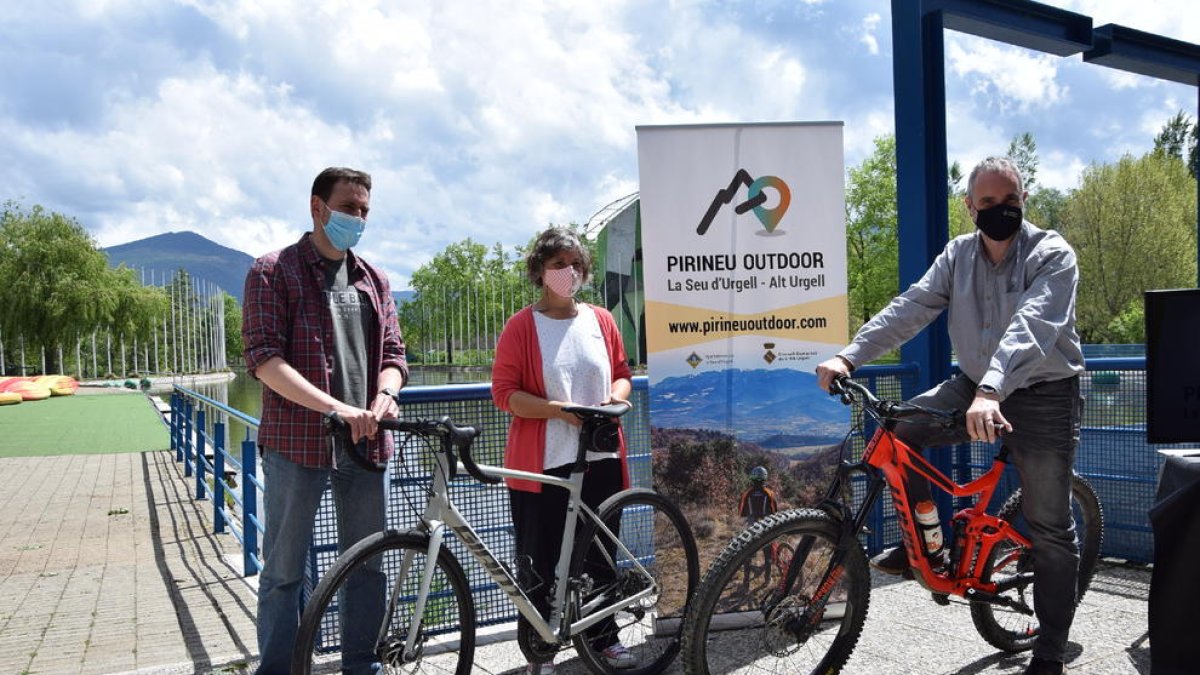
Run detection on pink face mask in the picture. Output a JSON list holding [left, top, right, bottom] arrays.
[[543, 267, 583, 298]]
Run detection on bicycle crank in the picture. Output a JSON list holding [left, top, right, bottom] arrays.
[[380, 633, 423, 667]]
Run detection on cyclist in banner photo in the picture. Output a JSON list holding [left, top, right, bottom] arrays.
[[815, 156, 1084, 675], [739, 465, 779, 527], [241, 167, 407, 675], [491, 226, 636, 675]]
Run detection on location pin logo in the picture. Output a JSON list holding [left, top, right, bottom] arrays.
[[747, 175, 790, 232]]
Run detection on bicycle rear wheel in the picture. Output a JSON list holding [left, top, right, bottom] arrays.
[[292, 529, 475, 675], [970, 474, 1104, 652], [570, 488, 700, 675], [680, 509, 870, 675]]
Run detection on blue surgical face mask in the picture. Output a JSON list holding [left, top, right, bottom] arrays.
[[322, 203, 366, 251]]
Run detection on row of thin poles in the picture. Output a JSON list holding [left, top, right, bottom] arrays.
[[0, 269, 227, 379]]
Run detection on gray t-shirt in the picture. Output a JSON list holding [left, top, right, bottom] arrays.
[[322, 256, 372, 411]]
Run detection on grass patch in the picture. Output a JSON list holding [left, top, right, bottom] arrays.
[[0, 392, 168, 457]]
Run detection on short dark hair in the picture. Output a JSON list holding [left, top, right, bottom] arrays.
[[525, 226, 592, 287], [311, 167, 372, 202]]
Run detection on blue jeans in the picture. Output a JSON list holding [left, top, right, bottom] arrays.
[[255, 447, 387, 675], [898, 374, 1083, 662]]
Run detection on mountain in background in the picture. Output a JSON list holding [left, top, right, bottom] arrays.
[[103, 231, 416, 306], [103, 231, 255, 301], [649, 368, 849, 446]]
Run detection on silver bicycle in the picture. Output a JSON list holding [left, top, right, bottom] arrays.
[[291, 402, 699, 675]]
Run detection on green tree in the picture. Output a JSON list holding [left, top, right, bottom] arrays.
[[1153, 111, 1200, 180], [1007, 132, 1039, 192], [224, 292, 243, 365], [844, 134, 899, 334], [0, 202, 118, 373], [403, 238, 528, 364], [107, 266, 168, 374], [1058, 152, 1197, 343]]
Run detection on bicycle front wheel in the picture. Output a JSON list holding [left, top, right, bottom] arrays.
[[292, 529, 476, 675], [570, 488, 700, 675], [970, 473, 1104, 652], [680, 509, 871, 675]]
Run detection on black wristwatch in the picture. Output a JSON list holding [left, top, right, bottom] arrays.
[[977, 384, 998, 396], [379, 387, 398, 399]]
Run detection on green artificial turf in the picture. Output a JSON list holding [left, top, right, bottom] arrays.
[[0, 391, 170, 457]]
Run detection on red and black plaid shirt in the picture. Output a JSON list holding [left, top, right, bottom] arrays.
[[242, 233, 407, 467]]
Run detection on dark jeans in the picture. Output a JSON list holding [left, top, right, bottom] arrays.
[[897, 374, 1083, 662], [509, 458, 623, 651], [255, 447, 387, 675]]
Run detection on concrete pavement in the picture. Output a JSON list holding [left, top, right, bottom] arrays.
[[0, 452, 257, 674], [0, 449, 1155, 674]]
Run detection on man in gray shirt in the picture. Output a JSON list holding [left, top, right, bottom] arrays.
[[816, 156, 1084, 675]]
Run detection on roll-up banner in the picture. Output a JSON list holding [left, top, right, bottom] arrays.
[[637, 122, 849, 469]]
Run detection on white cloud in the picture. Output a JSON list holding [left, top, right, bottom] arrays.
[[859, 12, 882, 55], [945, 37, 1067, 112], [1036, 149, 1089, 193], [6, 0, 1200, 293]]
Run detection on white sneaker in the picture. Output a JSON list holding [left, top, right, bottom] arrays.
[[526, 661, 555, 674], [602, 643, 637, 669]]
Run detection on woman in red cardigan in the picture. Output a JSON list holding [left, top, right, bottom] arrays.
[[491, 227, 633, 674]]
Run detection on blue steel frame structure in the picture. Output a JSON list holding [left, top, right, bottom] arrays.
[[890, 0, 1200, 513]]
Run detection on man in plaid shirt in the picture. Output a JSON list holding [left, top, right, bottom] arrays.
[[242, 167, 407, 675]]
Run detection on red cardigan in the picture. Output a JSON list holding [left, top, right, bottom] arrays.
[[491, 304, 633, 493]]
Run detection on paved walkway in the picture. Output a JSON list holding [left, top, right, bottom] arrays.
[[0, 449, 1156, 674], [0, 452, 257, 674]]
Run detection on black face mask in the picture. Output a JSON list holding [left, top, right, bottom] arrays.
[[974, 203, 1023, 241]]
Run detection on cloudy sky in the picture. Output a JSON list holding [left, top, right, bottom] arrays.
[[2, 0, 1197, 292]]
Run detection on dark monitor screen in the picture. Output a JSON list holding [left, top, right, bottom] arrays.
[[1145, 288, 1200, 444]]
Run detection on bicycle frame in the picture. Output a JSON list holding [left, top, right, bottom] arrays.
[[392, 442, 658, 661], [857, 425, 1031, 597]]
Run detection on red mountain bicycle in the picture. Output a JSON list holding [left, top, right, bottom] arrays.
[[681, 375, 1103, 675]]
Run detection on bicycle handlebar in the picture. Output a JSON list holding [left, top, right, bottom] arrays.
[[323, 413, 502, 484], [829, 375, 961, 429]]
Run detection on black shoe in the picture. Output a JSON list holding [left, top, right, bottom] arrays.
[[868, 546, 909, 575], [1023, 656, 1065, 674]]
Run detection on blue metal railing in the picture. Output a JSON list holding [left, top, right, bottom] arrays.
[[169, 388, 264, 576], [855, 357, 1171, 563], [167, 358, 1166, 588]]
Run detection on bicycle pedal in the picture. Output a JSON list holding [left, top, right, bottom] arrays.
[[930, 592, 950, 606]]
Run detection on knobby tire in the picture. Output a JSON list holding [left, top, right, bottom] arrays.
[[680, 509, 871, 675], [970, 474, 1104, 652]]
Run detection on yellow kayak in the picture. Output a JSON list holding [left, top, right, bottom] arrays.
[[35, 375, 80, 396], [0, 391, 20, 405]]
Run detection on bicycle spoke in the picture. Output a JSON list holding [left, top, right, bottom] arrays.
[[294, 532, 475, 675], [683, 510, 869, 675]]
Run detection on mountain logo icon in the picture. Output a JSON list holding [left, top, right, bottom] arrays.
[[695, 169, 791, 235]]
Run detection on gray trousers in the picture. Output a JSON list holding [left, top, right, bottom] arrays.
[[897, 373, 1083, 662]]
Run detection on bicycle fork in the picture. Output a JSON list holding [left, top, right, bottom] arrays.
[[771, 467, 882, 643], [386, 522, 449, 665]]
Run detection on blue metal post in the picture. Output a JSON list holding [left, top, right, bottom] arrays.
[[183, 399, 194, 477], [195, 408, 206, 499], [172, 393, 183, 462], [243, 435, 259, 577], [213, 419, 226, 533], [891, 0, 952, 398], [891, 0, 955, 518]]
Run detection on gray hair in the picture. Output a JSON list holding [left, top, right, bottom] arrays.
[[966, 157, 1024, 200], [525, 226, 592, 287]]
